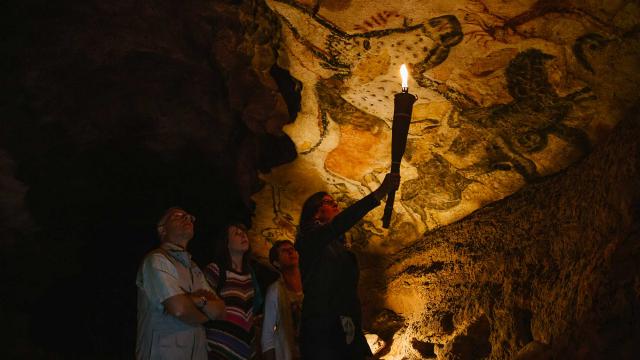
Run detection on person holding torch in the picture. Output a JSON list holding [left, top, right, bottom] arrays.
[[295, 173, 400, 360]]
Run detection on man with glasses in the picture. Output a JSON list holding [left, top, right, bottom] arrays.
[[136, 207, 225, 360]]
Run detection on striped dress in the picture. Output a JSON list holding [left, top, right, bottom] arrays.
[[204, 262, 255, 360]]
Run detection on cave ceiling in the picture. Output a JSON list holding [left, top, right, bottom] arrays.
[[248, 0, 640, 257]]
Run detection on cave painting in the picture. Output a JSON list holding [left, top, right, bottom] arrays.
[[250, 0, 640, 251], [244, 1, 640, 359], [447, 48, 594, 181]]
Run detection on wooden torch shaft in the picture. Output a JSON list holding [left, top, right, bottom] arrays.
[[382, 93, 416, 229], [382, 92, 416, 229]]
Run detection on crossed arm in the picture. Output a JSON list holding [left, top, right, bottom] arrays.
[[143, 254, 225, 326], [163, 289, 225, 326]]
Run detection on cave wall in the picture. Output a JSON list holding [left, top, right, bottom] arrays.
[[248, 1, 640, 358], [2, 0, 294, 358], [2, 0, 639, 359], [383, 108, 639, 359], [251, 0, 640, 254]]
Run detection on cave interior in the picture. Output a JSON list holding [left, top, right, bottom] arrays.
[[3, 0, 640, 359]]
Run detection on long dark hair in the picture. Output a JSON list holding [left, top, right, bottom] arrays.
[[214, 222, 252, 273], [296, 191, 328, 241]]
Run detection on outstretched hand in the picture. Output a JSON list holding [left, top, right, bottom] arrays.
[[373, 173, 401, 201]]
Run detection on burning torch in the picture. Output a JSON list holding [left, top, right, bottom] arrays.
[[382, 64, 417, 229]]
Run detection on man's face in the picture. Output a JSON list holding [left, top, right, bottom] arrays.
[[160, 209, 195, 244], [276, 243, 299, 268]]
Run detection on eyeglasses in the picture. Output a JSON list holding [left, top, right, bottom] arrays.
[[320, 198, 338, 207]]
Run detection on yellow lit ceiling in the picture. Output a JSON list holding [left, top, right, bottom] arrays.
[[250, 0, 640, 257]]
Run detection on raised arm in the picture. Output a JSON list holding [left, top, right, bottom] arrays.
[[298, 173, 400, 255]]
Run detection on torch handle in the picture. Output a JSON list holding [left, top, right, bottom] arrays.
[[382, 189, 396, 228], [382, 161, 401, 229]]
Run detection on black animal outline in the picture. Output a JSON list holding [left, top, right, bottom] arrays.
[[447, 48, 595, 181], [267, 0, 467, 154]]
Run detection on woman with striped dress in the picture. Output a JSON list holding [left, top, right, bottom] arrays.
[[204, 223, 257, 360]]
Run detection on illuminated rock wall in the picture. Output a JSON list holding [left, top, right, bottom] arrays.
[[3, 0, 638, 358], [246, 0, 640, 358], [252, 0, 640, 250], [383, 110, 639, 358]]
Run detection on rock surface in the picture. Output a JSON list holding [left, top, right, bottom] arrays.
[[253, 0, 640, 245], [382, 109, 639, 358], [248, 2, 640, 357], [3, 0, 293, 357], [2, 0, 639, 358]]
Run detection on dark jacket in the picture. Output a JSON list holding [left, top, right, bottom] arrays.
[[295, 193, 380, 358]]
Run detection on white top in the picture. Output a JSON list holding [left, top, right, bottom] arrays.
[[136, 243, 212, 360], [261, 278, 303, 360]]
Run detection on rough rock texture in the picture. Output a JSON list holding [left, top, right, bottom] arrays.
[[5, 0, 296, 213], [246, 2, 640, 357], [383, 108, 639, 359], [2, 0, 294, 357], [251, 0, 640, 250], [2, 0, 639, 358]]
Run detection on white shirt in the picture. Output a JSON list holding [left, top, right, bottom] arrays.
[[261, 278, 303, 360], [136, 243, 212, 360]]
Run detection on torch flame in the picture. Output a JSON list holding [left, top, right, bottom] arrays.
[[400, 64, 408, 91]]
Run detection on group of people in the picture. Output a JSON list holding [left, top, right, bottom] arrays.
[[136, 173, 400, 360]]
